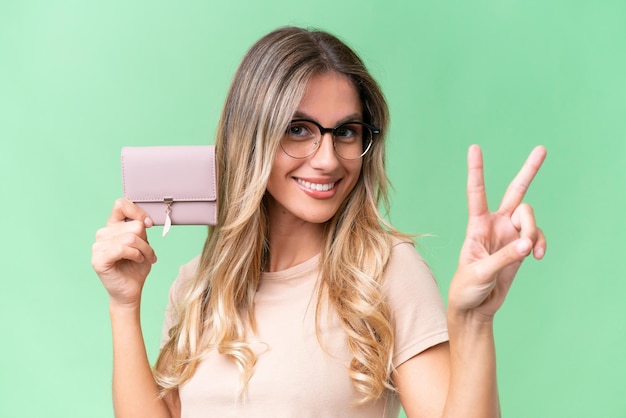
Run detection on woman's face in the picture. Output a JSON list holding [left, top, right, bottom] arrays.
[[266, 71, 363, 226]]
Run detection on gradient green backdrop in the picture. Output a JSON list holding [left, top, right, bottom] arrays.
[[1, 1, 625, 417]]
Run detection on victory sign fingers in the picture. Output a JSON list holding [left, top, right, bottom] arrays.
[[498, 146, 547, 215]]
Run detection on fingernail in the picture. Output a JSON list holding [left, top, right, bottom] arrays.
[[535, 247, 545, 259], [144, 217, 154, 228], [516, 239, 531, 254]]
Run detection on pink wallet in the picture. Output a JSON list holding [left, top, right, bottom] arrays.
[[121, 145, 217, 236]]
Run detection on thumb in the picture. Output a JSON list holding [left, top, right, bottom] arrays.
[[479, 237, 532, 277]]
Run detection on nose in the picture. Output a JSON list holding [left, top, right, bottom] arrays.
[[309, 132, 339, 169]]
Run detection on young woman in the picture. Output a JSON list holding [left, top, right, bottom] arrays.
[[92, 26, 547, 418]]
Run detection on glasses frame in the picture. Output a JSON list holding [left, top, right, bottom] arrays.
[[281, 118, 381, 160]]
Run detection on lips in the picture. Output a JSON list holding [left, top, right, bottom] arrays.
[[295, 178, 337, 192]]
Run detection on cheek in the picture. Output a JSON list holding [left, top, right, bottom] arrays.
[[267, 154, 296, 191], [270, 150, 297, 176], [334, 164, 363, 205], [345, 160, 363, 185]]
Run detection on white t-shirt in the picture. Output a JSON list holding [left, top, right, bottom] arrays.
[[161, 241, 449, 418]]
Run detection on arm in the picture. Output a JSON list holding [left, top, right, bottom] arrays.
[[92, 199, 175, 418], [395, 322, 499, 418], [396, 145, 547, 417], [109, 303, 172, 418]]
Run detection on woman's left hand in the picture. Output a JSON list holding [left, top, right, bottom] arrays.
[[448, 145, 547, 320]]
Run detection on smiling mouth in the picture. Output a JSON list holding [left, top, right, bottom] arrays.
[[296, 178, 337, 191]]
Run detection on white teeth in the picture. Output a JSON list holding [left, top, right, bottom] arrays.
[[297, 178, 335, 191]]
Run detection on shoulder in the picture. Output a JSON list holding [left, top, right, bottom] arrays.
[[178, 255, 201, 280], [382, 236, 444, 317], [384, 237, 433, 284], [167, 255, 202, 307]]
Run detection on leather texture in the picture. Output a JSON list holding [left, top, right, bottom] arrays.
[[121, 145, 217, 228]]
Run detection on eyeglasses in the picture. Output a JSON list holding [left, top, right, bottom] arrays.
[[280, 119, 380, 160]]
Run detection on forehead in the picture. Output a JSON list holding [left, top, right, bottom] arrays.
[[295, 72, 362, 124]]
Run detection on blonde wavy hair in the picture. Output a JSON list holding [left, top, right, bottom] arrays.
[[154, 26, 407, 404]]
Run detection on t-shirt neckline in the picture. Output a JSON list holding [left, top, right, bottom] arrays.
[[261, 254, 320, 281]]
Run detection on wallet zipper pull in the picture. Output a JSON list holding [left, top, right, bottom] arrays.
[[163, 197, 173, 237]]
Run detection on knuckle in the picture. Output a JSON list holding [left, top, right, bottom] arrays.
[[107, 243, 125, 260], [511, 181, 529, 195], [520, 202, 534, 215], [473, 263, 491, 281], [113, 198, 127, 209], [95, 227, 108, 240], [119, 232, 138, 247], [125, 220, 144, 235]]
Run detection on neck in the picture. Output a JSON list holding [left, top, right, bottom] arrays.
[[266, 204, 325, 273]]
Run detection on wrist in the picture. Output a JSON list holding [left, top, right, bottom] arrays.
[[447, 308, 495, 336], [109, 299, 141, 315]]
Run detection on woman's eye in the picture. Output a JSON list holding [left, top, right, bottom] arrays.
[[336, 128, 353, 137], [288, 124, 313, 138], [335, 125, 359, 139]]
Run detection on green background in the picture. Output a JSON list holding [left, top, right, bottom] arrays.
[[1, 1, 624, 417]]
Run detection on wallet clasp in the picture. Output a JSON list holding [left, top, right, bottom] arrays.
[[163, 197, 174, 237]]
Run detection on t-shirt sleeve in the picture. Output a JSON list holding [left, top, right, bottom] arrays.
[[383, 240, 449, 368], [159, 255, 201, 349]]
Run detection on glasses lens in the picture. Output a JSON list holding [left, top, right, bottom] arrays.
[[281, 120, 319, 158], [334, 123, 372, 159]]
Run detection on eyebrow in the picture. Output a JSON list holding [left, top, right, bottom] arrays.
[[292, 111, 363, 125]]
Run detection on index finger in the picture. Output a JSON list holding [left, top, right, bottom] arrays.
[[106, 198, 153, 227], [498, 146, 547, 214]]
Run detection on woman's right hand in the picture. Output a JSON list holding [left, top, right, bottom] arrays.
[[92, 199, 157, 309]]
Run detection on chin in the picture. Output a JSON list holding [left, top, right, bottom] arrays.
[[300, 212, 336, 224]]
